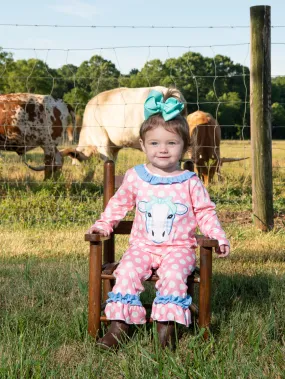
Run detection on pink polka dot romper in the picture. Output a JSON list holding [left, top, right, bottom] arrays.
[[93, 164, 229, 326]]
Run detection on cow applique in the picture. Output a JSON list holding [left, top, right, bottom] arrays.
[[138, 196, 188, 244]]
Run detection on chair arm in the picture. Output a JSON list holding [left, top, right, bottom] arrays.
[[195, 235, 218, 248], [85, 233, 111, 242]]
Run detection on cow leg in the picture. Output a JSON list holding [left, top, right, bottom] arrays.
[[43, 147, 63, 180]]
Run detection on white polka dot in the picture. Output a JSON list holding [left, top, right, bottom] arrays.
[[167, 312, 175, 320], [181, 193, 186, 199], [132, 311, 138, 317], [138, 190, 143, 196], [127, 175, 134, 182], [186, 256, 191, 262], [126, 262, 133, 267], [176, 273, 182, 280], [169, 281, 175, 288], [129, 272, 135, 278], [178, 226, 184, 232], [174, 253, 182, 257], [179, 259, 186, 264], [168, 303, 174, 308], [119, 189, 125, 195], [176, 308, 183, 316], [147, 190, 154, 196], [170, 191, 177, 197], [158, 190, 165, 197], [135, 257, 141, 263], [160, 307, 166, 314], [172, 264, 179, 270], [143, 255, 149, 261], [183, 268, 188, 275], [168, 258, 174, 263], [115, 287, 121, 293], [182, 234, 188, 240], [122, 198, 128, 204], [182, 219, 187, 224], [165, 271, 171, 277], [122, 279, 128, 286], [106, 310, 110, 318], [132, 251, 139, 255], [163, 289, 169, 295], [120, 269, 126, 274], [139, 224, 143, 230], [137, 267, 143, 273], [126, 317, 131, 323], [115, 312, 120, 318], [173, 291, 179, 297], [176, 184, 182, 189], [180, 283, 185, 290]]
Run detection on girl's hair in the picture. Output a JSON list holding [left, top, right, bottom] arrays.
[[140, 89, 190, 154]]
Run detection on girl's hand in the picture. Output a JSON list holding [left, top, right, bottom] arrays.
[[87, 225, 110, 237], [216, 244, 230, 258]]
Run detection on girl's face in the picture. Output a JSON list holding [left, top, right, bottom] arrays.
[[139, 126, 184, 174]]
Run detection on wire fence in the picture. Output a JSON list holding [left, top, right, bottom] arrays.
[[0, 21, 284, 228]]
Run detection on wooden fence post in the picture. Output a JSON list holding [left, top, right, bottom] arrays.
[[250, 5, 274, 231]]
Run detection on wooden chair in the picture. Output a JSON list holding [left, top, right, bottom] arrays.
[[85, 160, 218, 340]]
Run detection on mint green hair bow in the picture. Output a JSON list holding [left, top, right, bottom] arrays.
[[144, 89, 184, 121]]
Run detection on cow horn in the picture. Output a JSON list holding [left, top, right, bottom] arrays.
[[24, 162, 45, 171], [59, 148, 90, 162], [220, 157, 249, 163]]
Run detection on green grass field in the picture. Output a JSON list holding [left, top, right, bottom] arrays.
[[0, 141, 284, 378]]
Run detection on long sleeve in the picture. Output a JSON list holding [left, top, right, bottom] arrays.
[[92, 169, 137, 234], [190, 177, 229, 247]]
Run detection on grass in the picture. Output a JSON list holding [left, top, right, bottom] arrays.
[[0, 142, 284, 378]]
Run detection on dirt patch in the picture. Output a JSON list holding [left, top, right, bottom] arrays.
[[218, 210, 285, 228]]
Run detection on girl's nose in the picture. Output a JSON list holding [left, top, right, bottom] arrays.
[[159, 144, 168, 152]]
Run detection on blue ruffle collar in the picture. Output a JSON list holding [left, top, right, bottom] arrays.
[[134, 164, 195, 185]]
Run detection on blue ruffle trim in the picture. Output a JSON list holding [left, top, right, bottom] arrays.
[[106, 292, 142, 306], [153, 291, 192, 309], [134, 164, 195, 185]]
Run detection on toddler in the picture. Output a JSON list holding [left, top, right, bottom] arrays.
[[89, 88, 230, 349]]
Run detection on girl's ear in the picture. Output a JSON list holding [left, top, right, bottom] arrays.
[[139, 138, 146, 153]]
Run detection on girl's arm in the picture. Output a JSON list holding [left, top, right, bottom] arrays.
[[190, 176, 230, 248], [89, 169, 137, 235]]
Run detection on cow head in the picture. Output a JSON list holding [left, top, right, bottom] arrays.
[[138, 196, 188, 244]]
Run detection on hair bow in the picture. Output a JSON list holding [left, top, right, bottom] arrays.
[[144, 89, 184, 121]]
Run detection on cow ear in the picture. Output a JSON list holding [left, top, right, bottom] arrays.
[[175, 203, 188, 215], [138, 201, 147, 213]]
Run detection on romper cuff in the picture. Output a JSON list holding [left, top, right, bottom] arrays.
[[153, 291, 192, 309], [106, 292, 143, 306]]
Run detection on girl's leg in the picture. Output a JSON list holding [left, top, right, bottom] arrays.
[[105, 246, 153, 324], [151, 247, 196, 327]]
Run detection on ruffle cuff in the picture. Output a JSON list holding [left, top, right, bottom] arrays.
[[105, 302, 146, 324], [106, 292, 143, 306], [151, 303, 191, 326], [153, 291, 192, 309]]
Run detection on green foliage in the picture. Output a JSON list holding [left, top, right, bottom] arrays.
[[1, 46, 285, 138]]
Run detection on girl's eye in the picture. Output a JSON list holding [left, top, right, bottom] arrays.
[[169, 142, 176, 145], [150, 142, 158, 146]]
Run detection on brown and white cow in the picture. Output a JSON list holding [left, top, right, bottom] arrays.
[[0, 93, 75, 179], [187, 110, 247, 185], [61, 86, 186, 162]]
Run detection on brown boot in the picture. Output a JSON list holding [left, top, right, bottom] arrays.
[[97, 320, 129, 350], [156, 321, 176, 349]]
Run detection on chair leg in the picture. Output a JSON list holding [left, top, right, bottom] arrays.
[[88, 241, 102, 338], [199, 246, 212, 340]]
